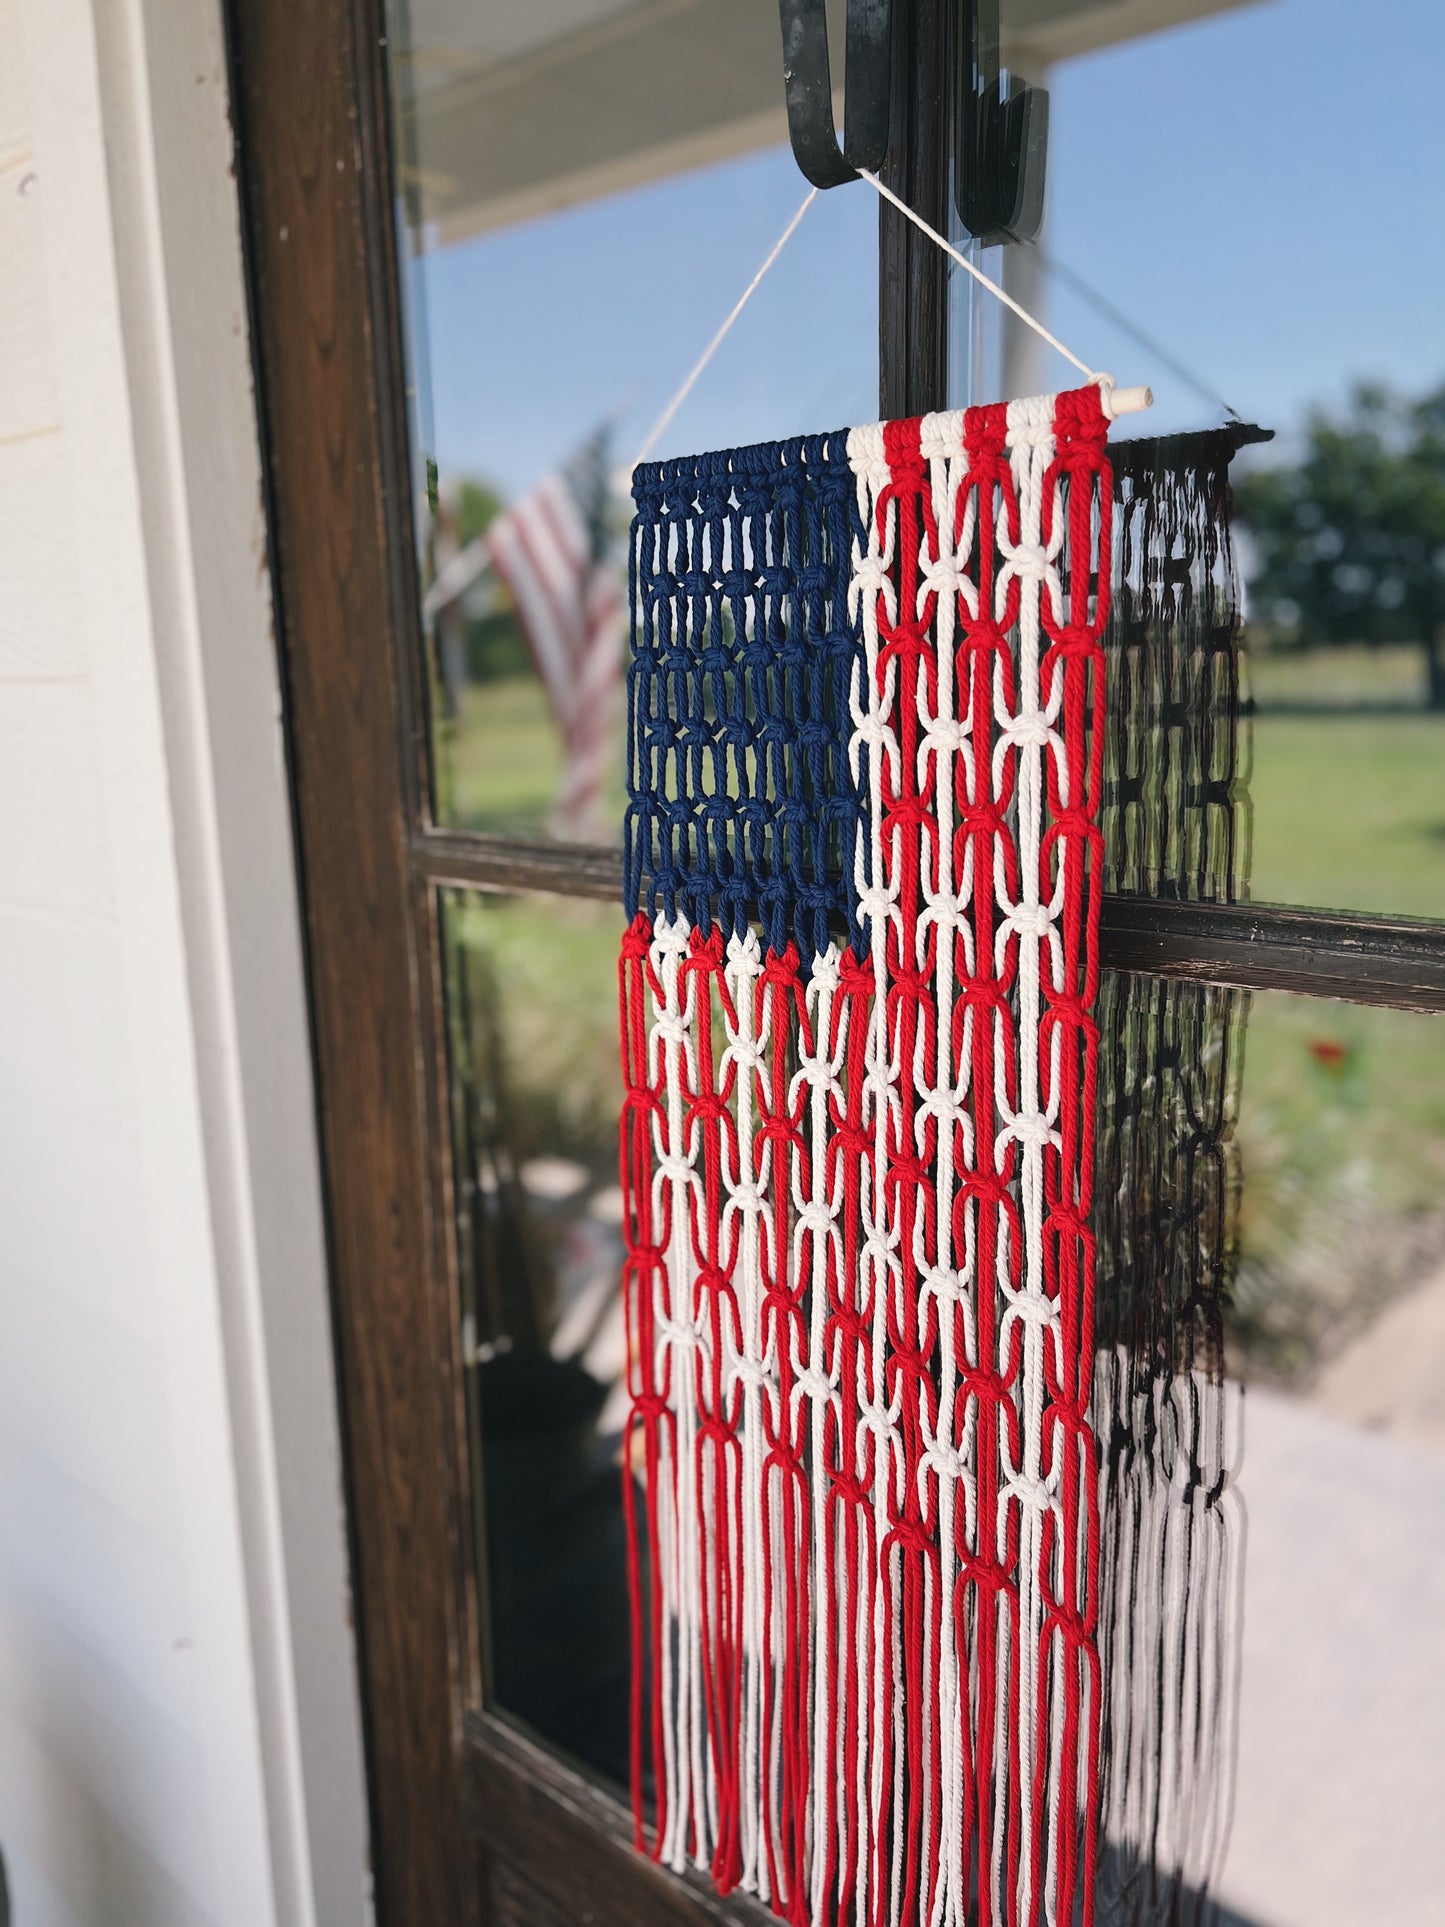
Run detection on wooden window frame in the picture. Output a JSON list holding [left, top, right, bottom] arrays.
[[224, 0, 1445, 1920]]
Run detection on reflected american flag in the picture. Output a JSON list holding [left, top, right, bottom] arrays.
[[427, 427, 625, 840], [484, 430, 624, 840]]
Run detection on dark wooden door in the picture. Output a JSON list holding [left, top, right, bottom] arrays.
[[224, 3, 1445, 1922]]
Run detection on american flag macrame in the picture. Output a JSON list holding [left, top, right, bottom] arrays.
[[619, 383, 1113, 1927]]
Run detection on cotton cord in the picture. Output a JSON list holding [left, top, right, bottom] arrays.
[[622, 382, 1114, 1927], [861, 169, 1092, 378], [859, 170, 1150, 418], [623, 176, 1151, 490], [623, 187, 819, 481]]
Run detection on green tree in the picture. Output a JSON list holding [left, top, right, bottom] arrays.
[[454, 476, 503, 547], [1235, 382, 1445, 708]]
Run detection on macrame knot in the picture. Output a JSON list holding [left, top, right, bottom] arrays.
[[845, 421, 890, 492], [1000, 1471, 1056, 1517], [1000, 706, 1056, 751], [790, 1365, 838, 1415], [654, 1150, 697, 1193], [1052, 380, 1108, 443], [883, 1516, 937, 1560], [959, 1361, 1015, 1409], [1041, 1597, 1092, 1651], [658, 1311, 707, 1356], [963, 400, 1010, 463], [826, 1464, 873, 1511], [960, 1168, 1011, 1211], [1000, 902, 1057, 945], [920, 1437, 973, 1492], [999, 539, 1055, 587]]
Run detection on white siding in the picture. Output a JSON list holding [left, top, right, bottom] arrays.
[[0, 1, 369, 1921]]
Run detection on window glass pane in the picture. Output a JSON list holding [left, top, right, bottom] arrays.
[[979, 0, 1445, 922], [440, 884, 1443, 1921], [439, 889, 629, 1777], [386, 2, 877, 841]]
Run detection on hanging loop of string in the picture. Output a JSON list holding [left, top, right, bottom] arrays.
[[622, 172, 1151, 484], [622, 188, 819, 482]]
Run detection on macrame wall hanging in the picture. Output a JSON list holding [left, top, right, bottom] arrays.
[[620, 378, 1120, 1927], [610, 149, 1257, 1927]]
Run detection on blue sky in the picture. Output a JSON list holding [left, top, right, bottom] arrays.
[[417, 0, 1445, 498]]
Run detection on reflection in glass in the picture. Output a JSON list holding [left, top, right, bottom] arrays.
[[384, 0, 876, 842], [441, 889, 630, 1780], [1093, 972, 1248, 1924], [987, 0, 1445, 924], [1095, 418, 1257, 1919], [1231, 994, 1445, 1395], [1103, 427, 1258, 906]]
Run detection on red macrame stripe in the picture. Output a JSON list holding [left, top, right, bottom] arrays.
[[823, 945, 877, 1927], [619, 911, 671, 1858], [955, 396, 1023, 1927], [1035, 383, 1109, 1927], [680, 929, 744, 1890], [873, 415, 941, 1927]]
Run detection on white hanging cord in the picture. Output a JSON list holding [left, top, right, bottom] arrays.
[[857, 169, 1152, 419], [618, 171, 1152, 495], [862, 168, 1091, 378], [621, 187, 820, 483]]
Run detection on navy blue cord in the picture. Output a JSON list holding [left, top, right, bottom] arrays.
[[624, 432, 868, 965]]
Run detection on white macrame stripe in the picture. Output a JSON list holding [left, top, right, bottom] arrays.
[[647, 914, 709, 1874], [721, 928, 773, 1901], [996, 392, 1070, 1927]]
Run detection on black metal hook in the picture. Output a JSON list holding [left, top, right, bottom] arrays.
[[957, 0, 1049, 244], [779, 0, 892, 190], [779, 0, 1047, 243]]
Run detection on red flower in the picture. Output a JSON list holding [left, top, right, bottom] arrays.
[[1308, 1037, 1349, 1071]]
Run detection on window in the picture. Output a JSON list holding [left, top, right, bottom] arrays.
[[232, 2, 1445, 1921]]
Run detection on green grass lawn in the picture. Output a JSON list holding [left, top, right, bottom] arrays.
[[445, 888, 626, 1163], [1231, 990, 1445, 1379], [1243, 640, 1445, 919], [436, 676, 625, 839], [1248, 709, 1445, 919]]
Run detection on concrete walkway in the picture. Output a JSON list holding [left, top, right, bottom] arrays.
[[1312, 1265, 1445, 1453], [1214, 1385, 1445, 1926]]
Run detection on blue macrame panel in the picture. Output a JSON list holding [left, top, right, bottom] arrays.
[[625, 432, 866, 962]]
